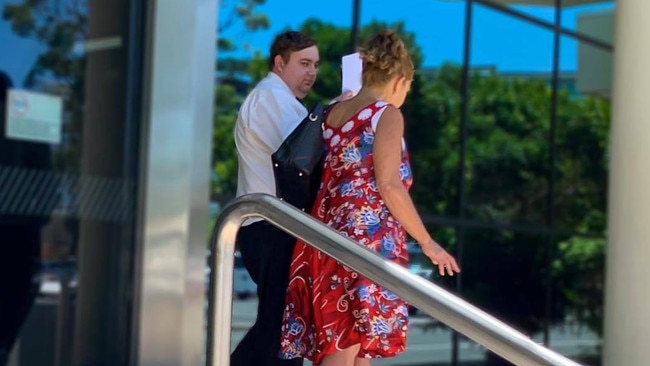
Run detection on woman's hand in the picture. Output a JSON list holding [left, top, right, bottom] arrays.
[[421, 239, 461, 276]]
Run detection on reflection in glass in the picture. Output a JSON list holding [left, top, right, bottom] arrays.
[[452, 4, 610, 364], [549, 34, 610, 365], [460, 230, 554, 364], [467, 5, 553, 229], [561, 2, 615, 33], [0, 0, 139, 365]]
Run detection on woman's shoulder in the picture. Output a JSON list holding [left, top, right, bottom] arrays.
[[373, 103, 404, 130], [326, 98, 386, 128]]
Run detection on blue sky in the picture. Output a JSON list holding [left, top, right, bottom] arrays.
[[1, 0, 615, 87], [0, 0, 43, 88], [220, 0, 615, 71]]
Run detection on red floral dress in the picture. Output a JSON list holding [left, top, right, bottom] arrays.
[[278, 101, 413, 363]]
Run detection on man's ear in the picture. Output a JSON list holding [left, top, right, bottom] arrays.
[[273, 55, 285, 72]]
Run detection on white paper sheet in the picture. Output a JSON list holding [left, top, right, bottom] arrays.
[[341, 52, 362, 95]]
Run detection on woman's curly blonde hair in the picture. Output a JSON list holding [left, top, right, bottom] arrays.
[[358, 30, 414, 87]]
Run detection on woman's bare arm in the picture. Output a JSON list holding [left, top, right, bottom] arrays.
[[373, 106, 460, 275]]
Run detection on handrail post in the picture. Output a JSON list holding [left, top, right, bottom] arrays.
[[206, 205, 242, 366]]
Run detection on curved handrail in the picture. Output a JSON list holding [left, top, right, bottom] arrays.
[[206, 194, 583, 366]]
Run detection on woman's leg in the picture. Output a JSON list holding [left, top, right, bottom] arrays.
[[319, 344, 361, 366]]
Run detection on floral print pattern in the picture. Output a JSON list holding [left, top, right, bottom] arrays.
[[279, 101, 413, 363]]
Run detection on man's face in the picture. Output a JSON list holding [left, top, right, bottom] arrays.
[[274, 45, 319, 99]]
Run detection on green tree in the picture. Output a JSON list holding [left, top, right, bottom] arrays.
[[411, 65, 609, 364], [218, 0, 269, 52], [211, 84, 241, 203], [210, 0, 271, 204], [553, 236, 605, 336], [217, 0, 269, 78]]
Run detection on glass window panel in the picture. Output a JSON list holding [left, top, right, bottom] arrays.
[[496, 0, 615, 34], [0, 0, 141, 364], [548, 235, 604, 365], [363, 0, 466, 219], [466, 5, 554, 228], [561, 1, 615, 33], [554, 36, 610, 236], [547, 35, 608, 365], [506, 3, 556, 24], [460, 229, 551, 363]]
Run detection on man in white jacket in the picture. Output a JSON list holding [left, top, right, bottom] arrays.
[[230, 31, 318, 366]]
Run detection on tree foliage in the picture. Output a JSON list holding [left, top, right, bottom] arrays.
[[218, 0, 269, 52], [217, 0, 269, 77], [211, 84, 241, 202], [407, 64, 609, 343]]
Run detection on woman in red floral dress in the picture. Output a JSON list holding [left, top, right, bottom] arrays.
[[279, 30, 460, 366]]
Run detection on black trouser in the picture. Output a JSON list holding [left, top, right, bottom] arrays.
[[230, 221, 303, 366]]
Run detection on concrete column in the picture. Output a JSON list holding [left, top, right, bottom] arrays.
[[603, 1, 650, 365], [135, 0, 216, 365]]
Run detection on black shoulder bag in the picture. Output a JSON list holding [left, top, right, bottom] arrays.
[[271, 103, 329, 211]]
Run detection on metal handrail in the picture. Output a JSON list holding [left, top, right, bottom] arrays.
[[206, 194, 583, 366]]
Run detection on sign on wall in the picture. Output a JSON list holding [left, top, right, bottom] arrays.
[[5, 89, 63, 144]]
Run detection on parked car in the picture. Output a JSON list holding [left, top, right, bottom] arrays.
[[205, 251, 257, 300], [232, 251, 256, 299]]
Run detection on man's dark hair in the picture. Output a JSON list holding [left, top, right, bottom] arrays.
[[268, 31, 317, 71]]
